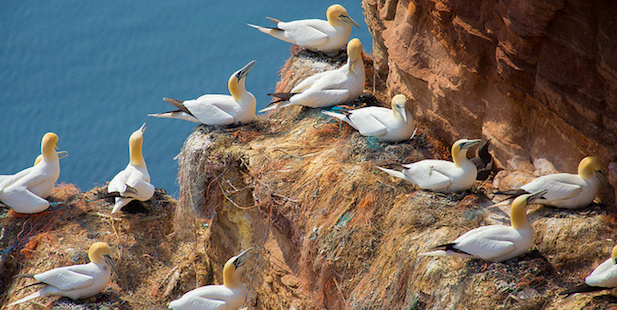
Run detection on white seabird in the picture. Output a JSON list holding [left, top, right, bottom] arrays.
[[500, 156, 608, 209], [377, 139, 481, 193], [561, 244, 617, 295], [169, 248, 253, 310], [149, 60, 256, 126], [107, 123, 155, 214], [248, 4, 360, 53], [0, 132, 62, 213], [419, 190, 547, 262], [321, 94, 414, 142], [8, 242, 117, 306], [260, 38, 365, 112]]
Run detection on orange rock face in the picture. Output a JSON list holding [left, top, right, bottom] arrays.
[[363, 0, 617, 203]]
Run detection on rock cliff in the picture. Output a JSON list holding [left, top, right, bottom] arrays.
[[362, 0, 617, 204], [3, 2, 617, 309]]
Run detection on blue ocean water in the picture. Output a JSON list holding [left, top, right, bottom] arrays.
[[0, 1, 372, 197]]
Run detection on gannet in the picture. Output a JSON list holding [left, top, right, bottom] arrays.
[[107, 123, 155, 214], [149, 60, 256, 126], [377, 139, 481, 193], [470, 139, 493, 181], [0, 132, 61, 213], [169, 248, 253, 310], [561, 245, 617, 295], [260, 38, 365, 112], [8, 242, 117, 306], [499, 156, 608, 209], [248, 4, 360, 53], [321, 94, 414, 142], [419, 190, 547, 262]]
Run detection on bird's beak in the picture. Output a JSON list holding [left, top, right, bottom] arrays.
[[57, 151, 68, 159], [527, 189, 548, 204], [139, 123, 147, 134], [396, 105, 408, 123], [233, 247, 253, 268], [463, 139, 482, 149], [595, 170, 610, 187], [104, 254, 118, 276], [236, 60, 256, 81], [340, 14, 360, 28]]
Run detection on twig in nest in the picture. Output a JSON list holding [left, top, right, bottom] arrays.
[[219, 182, 257, 210], [271, 193, 299, 203], [87, 212, 122, 221], [273, 148, 301, 159]]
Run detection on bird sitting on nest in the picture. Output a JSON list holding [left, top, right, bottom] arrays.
[[248, 4, 360, 54], [169, 248, 253, 310]]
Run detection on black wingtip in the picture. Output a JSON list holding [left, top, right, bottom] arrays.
[[495, 189, 529, 198], [560, 283, 605, 296]]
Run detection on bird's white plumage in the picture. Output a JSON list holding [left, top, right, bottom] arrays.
[[168, 285, 246, 310], [0, 133, 61, 213], [248, 4, 359, 53], [149, 61, 256, 126], [322, 94, 414, 142], [108, 123, 154, 214], [585, 256, 617, 288], [378, 139, 481, 193], [260, 38, 364, 112], [8, 242, 115, 306], [169, 248, 252, 310], [519, 156, 606, 209], [419, 191, 546, 262], [447, 224, 534, 262]]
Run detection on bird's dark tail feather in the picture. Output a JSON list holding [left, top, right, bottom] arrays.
[[560, 283, 605, 296], [267, 93, 298, 105], [163, 97, 193, 116], [494, 189, 529, 198]]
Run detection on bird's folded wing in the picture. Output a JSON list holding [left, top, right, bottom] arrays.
[[455, 235, 516, 261], [524, 178, 582, 201], [283, 22, 329, 47], [291, 71, 332, 93], [0, 167, 33, 190], [35, 267, 95, 291], [0, 186, 49, 211], [404, 164, 452, 189], [170, 297, 227, 310], [297, 89, 350, 107], [108, 169, 131, 194], [349, 112, 388, 137], [185, 96, 235, 125]]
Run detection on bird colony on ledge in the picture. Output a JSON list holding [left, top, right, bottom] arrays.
[[2, 3, 615, 309]]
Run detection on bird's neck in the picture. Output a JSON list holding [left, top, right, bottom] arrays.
[[223, 264, 241, 288], [510, 203, 530, 230], [451, 147, 468, 167], [41, 144, 57, 162], [229, 77, 246, 102], [129, 139, 146, 168]]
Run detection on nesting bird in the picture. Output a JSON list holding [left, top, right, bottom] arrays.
[[107, 123, 154, 214], [248, 4, 360, 54], [0, 132, 62, 213], [561, 245, 617, 295], [419, 190, 547, 262], [322, 94, 414, 142], [500, 156, 608, 209], [260, 38, 365, 112], [149, 60, 256, 126], [8, 242, 117, 306], [377, 139, 481, 193], [169, 248, 253, 310]]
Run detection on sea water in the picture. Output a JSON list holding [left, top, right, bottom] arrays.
[[0, 0, 373, 196]]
